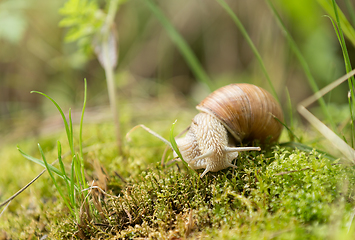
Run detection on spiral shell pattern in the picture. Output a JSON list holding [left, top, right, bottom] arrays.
[[196, 83, 283, 144]]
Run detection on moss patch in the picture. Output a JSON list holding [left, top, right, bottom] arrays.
[[38, 147, 355, 239]]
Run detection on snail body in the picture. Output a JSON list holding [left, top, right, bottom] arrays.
[[174, 83, 283, 177], [129, 83, 283, 178]]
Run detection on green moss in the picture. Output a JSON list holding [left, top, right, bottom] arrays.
[[40, 146, 354, 239], [1, 116, 355, 239]]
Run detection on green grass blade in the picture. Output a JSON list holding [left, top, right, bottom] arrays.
[[326, 16, 355, 147], [79, 79, 87, 190], [144, 0, 215, 91], [70, 155, 76, 208], [57, 141, 71, 193], [266, 0, 336, 131], [31, 91, 73, 152], [331, 0, 354, 76], [285, 87, 298, 142], [285, 88, 293, 129], [74, 154, 83, 190], [18, 146, 79, 191], [73, 154, 84, 205], [347, 90, 354, 147], [330, 0, 355, 147], [169, 120, 198, 176], [68, 108, 74, 154], [57, 141, 67, 179], [57, 141, 74, 205], [274, 115, 300, 142], [18, 146, 64, 177], [215, 0, 279, 103], [317, 0, 355, 46], [38, 144, 75, 217]]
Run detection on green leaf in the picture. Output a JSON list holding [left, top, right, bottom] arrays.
[[59, 0, 105, 44]]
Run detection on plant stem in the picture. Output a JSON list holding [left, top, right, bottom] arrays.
[[101, 0, 122, 154], [102, 41, 122, 154]]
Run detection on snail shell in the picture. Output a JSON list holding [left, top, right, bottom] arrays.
[[196, 83, 283, 144], [174, 83, 283, 177]]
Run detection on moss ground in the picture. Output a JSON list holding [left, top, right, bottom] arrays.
[[1, 100, 355, 239]]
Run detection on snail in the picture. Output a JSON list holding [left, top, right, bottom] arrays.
[[128, 83, 283, 177]]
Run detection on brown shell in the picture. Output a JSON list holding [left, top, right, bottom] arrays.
[[196, 83, 283, 144]]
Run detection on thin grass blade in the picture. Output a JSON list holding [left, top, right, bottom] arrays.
[[144, 0, 214, 91], [266, 0, 336, 131], [317, 0, 355, 46], [18, 146, 63, 177], [169, 120, 198, 176], [57, 141, 72, 200], [68, 108, 74, 154], [215, 0, 279, 102], [38, 144, 75, 217], [285, 87, 296, 141], [79, 79, 88, 190], [70, 155, 76, 208], [57, 141, 67, 179], [330, 0, 355, 147], [30, 91, 73, 150], [274, 115, 300, 142]]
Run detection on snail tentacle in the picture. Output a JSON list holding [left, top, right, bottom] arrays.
[[224, 146, 261, 152]]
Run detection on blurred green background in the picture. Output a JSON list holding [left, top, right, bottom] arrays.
[[0, 0, 354, 145]]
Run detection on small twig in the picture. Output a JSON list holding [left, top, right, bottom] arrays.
[[0, 144, 108, 211], [297, 69, 355, 163], [0, 160, 57, 209], [0, 200, 11, 217]]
